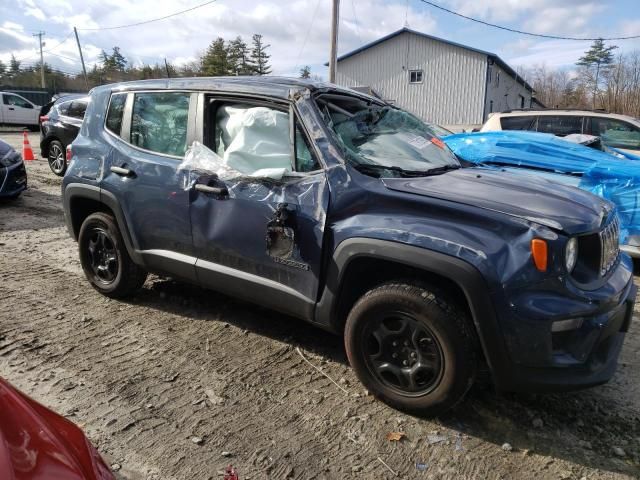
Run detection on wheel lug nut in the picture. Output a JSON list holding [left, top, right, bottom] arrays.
[[392, 341, 398, 347], [392, 353, 398, 358], [411, 352, 417, 358], [404, 340, 409, 346], [402, 360, 408, 366]]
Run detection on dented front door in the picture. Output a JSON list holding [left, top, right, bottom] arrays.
[[189, 95, 330, 319]]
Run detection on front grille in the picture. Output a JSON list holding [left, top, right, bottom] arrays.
[[600, 215, 620, 276]]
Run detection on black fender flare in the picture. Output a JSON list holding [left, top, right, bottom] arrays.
[[314, 238, 513, 388], [62, 183, 143, 264]]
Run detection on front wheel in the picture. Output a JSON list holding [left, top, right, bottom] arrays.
[[47, 140, 66, 176], [344, 283, 477, 416], [78, 212, 147, 298]]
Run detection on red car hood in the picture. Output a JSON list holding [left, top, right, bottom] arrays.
[[0, 378, 114, 480]]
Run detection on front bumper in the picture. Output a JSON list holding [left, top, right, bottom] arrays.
[[0, 161, 27, 197], [489, 254, 636, 392]]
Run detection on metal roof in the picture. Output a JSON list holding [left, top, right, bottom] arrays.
[[334, 28, 534, 92]]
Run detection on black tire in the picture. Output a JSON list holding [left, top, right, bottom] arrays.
[[78, 212, 147, 298], [344, 282, 476, 416], [47, 140, 66, 176]]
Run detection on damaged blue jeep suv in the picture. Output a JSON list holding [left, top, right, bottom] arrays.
[[63, 77, 636, 415]]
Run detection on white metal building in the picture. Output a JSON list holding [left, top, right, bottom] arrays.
[[334, 28, 534, 130]]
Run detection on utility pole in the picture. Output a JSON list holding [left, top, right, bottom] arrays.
[[33, 31, 45, 88], [73, 27, 89, 90], [164, 58, 171, 78], [329, 0, 340, 83]]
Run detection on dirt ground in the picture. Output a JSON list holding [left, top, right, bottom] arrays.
[[0, 130, 639, 480]]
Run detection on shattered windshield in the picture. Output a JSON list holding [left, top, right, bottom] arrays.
[[316, 93, 460, 177]]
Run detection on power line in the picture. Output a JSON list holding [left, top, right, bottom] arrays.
[[293, 0, 323, 73], [77, 0, 218, 31], [418, 0, 640, 41]]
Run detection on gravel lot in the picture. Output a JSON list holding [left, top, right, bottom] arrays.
[[1, 130, 639, 479]]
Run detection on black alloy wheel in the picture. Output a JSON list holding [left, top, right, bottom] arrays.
[[362, 312, 444, 396]]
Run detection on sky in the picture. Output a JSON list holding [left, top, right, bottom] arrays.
[[1, 0, 640, 79]]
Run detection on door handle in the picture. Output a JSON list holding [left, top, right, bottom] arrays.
[[8, 107, 14, 111], [194, 183, 228, 196], [110, 166, 134, 177]]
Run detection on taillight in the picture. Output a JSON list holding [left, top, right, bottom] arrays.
[[39, 115, 49, 123], [66, 145, 72, 162]]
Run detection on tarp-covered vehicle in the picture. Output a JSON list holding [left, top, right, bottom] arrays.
[[444, 130, 640, 257]]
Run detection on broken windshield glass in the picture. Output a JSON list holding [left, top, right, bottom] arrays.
[[316, 94, 460, 177]]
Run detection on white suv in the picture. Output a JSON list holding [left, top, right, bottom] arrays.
[[481, 109, 640, 156]]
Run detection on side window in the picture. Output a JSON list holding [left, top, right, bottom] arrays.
[[57, 101, 71, 116], [213, 103, 292, 174], [105, 93, 127, 136], [68, 101, 87, 119], [591, 117, 640, 150], [4, 94, 31, 108], [130, 92, 190, 156], [500, 115, 536, 131], [295, 124, 320, 172], [537, 116, 582, 136]]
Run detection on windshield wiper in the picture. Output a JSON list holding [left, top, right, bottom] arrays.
[[353, 163, 460, 178]]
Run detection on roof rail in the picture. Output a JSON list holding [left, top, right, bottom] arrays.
[[500, 108, 610, 114]]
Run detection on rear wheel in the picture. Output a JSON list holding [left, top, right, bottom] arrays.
[[47, 140, 66, 176], [78, 212, 147, 298], [344, 282, 476, 416]]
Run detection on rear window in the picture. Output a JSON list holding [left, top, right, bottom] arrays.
[[57, 101, 71, 116], [500, 116, 537, 131], [105, 93, 127, 136], [591, 117, 640, 150], [68, 101, 87, 119], [537, 115, 583, 136]]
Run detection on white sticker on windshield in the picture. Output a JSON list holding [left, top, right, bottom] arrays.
[[405, 133, 432, 150]]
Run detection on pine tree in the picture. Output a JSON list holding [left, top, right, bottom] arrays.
[[0, 59, 6, 77], [576, 39, 618, 109], [250, 34, 271, 75], [201, 37, 228, 76], [111, 47, 127, 72], [227, 36, 251, 75], [9, 54, 21, 74], [299, 65, 311, 79]]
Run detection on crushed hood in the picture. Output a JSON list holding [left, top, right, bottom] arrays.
[[382, 167, 610, 235]]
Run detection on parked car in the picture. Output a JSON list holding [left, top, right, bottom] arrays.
[[0, 91, 40, 130], [0, 138, 27, 199], [481, 109, 640, 156], [39, 94, 89, 176], [0, 377, 115, 479], [63, 78, 635, 415], [444, 130, 640, 258]]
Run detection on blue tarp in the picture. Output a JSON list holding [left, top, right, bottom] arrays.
[[443, 130, 640, 245]]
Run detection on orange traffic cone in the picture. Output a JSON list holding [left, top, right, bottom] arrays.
[[22, 130, 35, 162]]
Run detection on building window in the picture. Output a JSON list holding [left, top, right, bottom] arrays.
[[489, 100, 493, 113], [488, 66, 492, 83], [409, 70, 423, 84], [519, 95, 525, 109], [496, 71, 500, 88]]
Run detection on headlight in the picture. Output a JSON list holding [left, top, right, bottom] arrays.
[[565, 237, 578, 272], [0, 152, 20, 167]]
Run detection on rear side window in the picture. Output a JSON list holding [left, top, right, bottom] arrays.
[[57, 101, 71, 116], [537, 116, 582, 136], [591, 117, 640, 150], [106, 93, 127, 136], [500, 116, 537, 131], [130, 92, 190, 157], [68, 101, 87, 119]]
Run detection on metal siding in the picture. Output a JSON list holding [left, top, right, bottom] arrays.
[[336, 32, 487, 125], [484, 64, 532, 118]]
